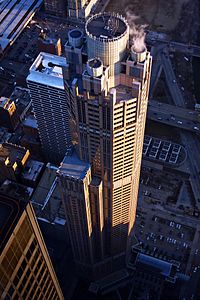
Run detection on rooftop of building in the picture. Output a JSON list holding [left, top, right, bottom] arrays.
[[22, 159, 44, 183], [0, 0, 43, 52], [0, 180, 33, 254], [69, 29, 83, 39], [27, 52, 68, 89], [58, 151, 90, 180], [31, 163, 58, 206], [89, 269, 129, 294], [0, 96, 10, 108], [137, 253, 172, 277], [0, 127, 12, 143], [115, 85, 133, 102], [38, 32, 60, 45], [130, 250, 178, 282], [0, 142, 29, 164], [31, 163, 65, 223], [10, 86, 31, 119], [86, 13, 128, 41], [23, 114, 38, 130]]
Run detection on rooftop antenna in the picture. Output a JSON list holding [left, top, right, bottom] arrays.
[[107, 16, 119, 36]]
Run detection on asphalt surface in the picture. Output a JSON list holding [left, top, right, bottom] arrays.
[[149, 38, 200, 209], [147, 101, 200, 133], [146, 31, 200, 58]]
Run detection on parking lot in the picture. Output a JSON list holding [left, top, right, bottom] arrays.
[[140, 166, 183, 203], [134, 209, 197, 272]]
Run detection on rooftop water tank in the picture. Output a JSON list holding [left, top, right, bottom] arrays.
[[131, 45, 147, 63], [87, 58, 103, 77], [68, 29, 83, 48]]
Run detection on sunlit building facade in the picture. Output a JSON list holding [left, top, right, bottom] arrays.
[[0, 191, 64, 299], [27, 53, 71, 163], [68, 0, 98, 19], [58, 12, 152, 279]]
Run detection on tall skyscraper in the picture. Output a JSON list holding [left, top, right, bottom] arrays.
[[68, 0, 98, 19], [44, 0, 67, 17], [58, 12, 152, 279], [27, 53, 71, 163], [0, 182, 64, 300]]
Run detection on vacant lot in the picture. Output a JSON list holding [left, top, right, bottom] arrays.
[[105, 0, 194, 34]]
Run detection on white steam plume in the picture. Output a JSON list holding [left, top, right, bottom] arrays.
[[125, 7, 147, 53]]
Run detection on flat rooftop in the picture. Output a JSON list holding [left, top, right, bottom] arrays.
[[22, 159, 44, 182], [31, 163, 65, 222], [58, 151, 90, 180], [137, 253, 172, 277], [39, 34, 60, 45], [27, 52, 68, 89], [0, 127, 12, 143], [31, 163, 59, 206], [23, 114, 38, 129], [0, 0, 43, 52], [0, 142, 28, 165], [116, 85, 133, 102], [0, 180, 33, 254], [89, 269, 129, 294], [110, 85, 133, 103], [0, 96, 9, 108], [86, 13, 128, 40]]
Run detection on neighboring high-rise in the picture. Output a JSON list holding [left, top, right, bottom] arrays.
[[0, 182, 64, 300], [44, 0, 67, 17], [68, 0, 98, 19], [44, 0, 97, 19], [58, 12, 152, 279], [27, 53, 71, 163]]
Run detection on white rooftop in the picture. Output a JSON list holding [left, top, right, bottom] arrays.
[[0, 96, 9, 108], [27, 52, 68, 90]]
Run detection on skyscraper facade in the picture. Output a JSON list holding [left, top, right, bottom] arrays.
[[68, 0, 98, 19], [58, 12, 152, 279], [27, 53, 71, 163], [0, 186, 64, 299], [44, 0, 67, 17]]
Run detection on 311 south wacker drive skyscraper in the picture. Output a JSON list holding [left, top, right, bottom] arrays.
[[36, 12, 152, 279]]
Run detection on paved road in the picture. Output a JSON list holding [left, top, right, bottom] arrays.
[[147, 101, 200, 133], [149, 46, 164, 96], [149, 100, 199, 122], [146, 31, 200, 58], [161, 54, 200, 207], [161, 51, 186, 107]]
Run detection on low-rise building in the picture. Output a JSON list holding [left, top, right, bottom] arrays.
[[0, 143, 29, 182], [0, 97, 19, 131], [38, 32, 62, 56]]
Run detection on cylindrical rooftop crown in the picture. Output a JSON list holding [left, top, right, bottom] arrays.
[[87, 58, 103, 77], [131, 45, 147, 63], [86, 13, 129, 78], [68, 29, 83, 48]]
